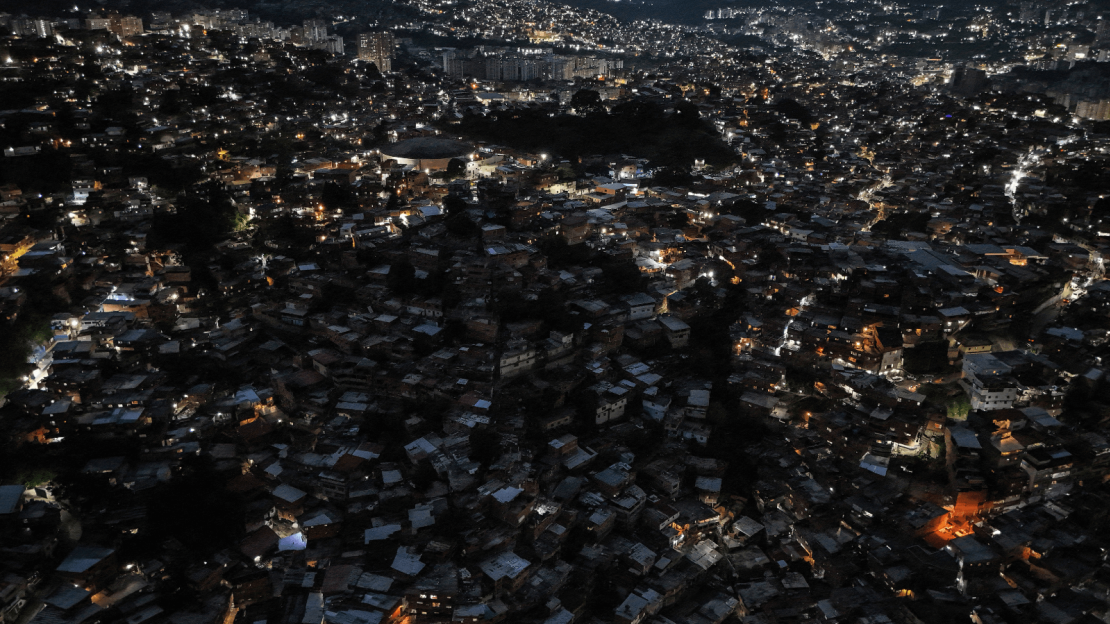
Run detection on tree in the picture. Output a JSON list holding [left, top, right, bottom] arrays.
[[449, 97, 737, 169], [946, 393, 971, 421], [599, 259, 645, 295], [903, 341, 949, 375], [15, 468, 56, 488], [570, 89, 603, 114], [446, 158, 467, 179], [469, 428, 501, 468], [412, 462, 438, 491], [148, 182, 240, 252], [775, 98, 813, 123], [569, 387, 601, 428], [673, 101, 701, 127], [651, 166, 693, 187], [387, 259, 416, 294], [231, 212, 252, 232], [317, 282, 357, 311], [666, 210, 689, 229], [536, 234, 594, 270], [142, 456, 244, 555], [0, 284, 62, 399], [706, 402, 729, 426], [443, 194, 468, 216], [445, 212, 480, 239], [321, 182, 354, 211], [555, 162, 577, 180]]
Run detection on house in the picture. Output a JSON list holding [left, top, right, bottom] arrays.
[[56, 546, 118, 591], [0, 486, 25, 518], [406, 563, 458, 621], [946, 536, 999, 596], [499, 341, 537, 379], [657, 316, 690, 348], [273, 484, 308, 521], [595, 389, 629, 425], [621, 293, 657, 321], [479, 551, 531, 594], [964, 373, 1020, 411], [613, 587, 662, 624]]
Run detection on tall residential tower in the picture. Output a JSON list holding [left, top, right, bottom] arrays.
[[358, 32, 395, 72]]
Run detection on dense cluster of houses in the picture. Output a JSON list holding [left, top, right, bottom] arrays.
[[3, 4, 1110, 624]]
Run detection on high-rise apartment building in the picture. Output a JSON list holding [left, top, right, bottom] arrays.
[[949, 65, 989, 97], [32, 18, 53, 38], [109, 15, 143, 38], [322, 35, 344, 56], [442, 48, 621, 82], [1018, 3, 1040, 24], [86, 13, 142, 37], [10, 18, 53, 38], [358, 32, 395, 73], [303, 19, 328, 44]]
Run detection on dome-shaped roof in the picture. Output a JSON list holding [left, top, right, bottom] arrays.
[[380, 137, 474, 160]]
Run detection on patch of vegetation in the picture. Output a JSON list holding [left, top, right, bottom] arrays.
[[89, 149, 205, 194], [0, 284, 63, 400], [14, 467, 57, 487], [491, 287, 579, 334], [142, 456, 246, 555], [946, 393, 971, 421], [903, 341, 950, 375], [870, 210, 932, 240], [535, 234, 595, 270], [451, 97, 738, 170], [0, 149, 74, 195], [147, 181, 242, 252]]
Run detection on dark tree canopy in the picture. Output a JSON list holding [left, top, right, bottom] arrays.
[[452, 99, 737, 170], [570, 89, 603, 113], [775, 98, 812, 123]]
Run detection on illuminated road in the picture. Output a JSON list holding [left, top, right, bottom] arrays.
[[858, 175, 893, 232], [1005, 148, 1043, 225]]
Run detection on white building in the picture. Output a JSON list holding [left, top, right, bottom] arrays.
[[658, 315, 690, 348]]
